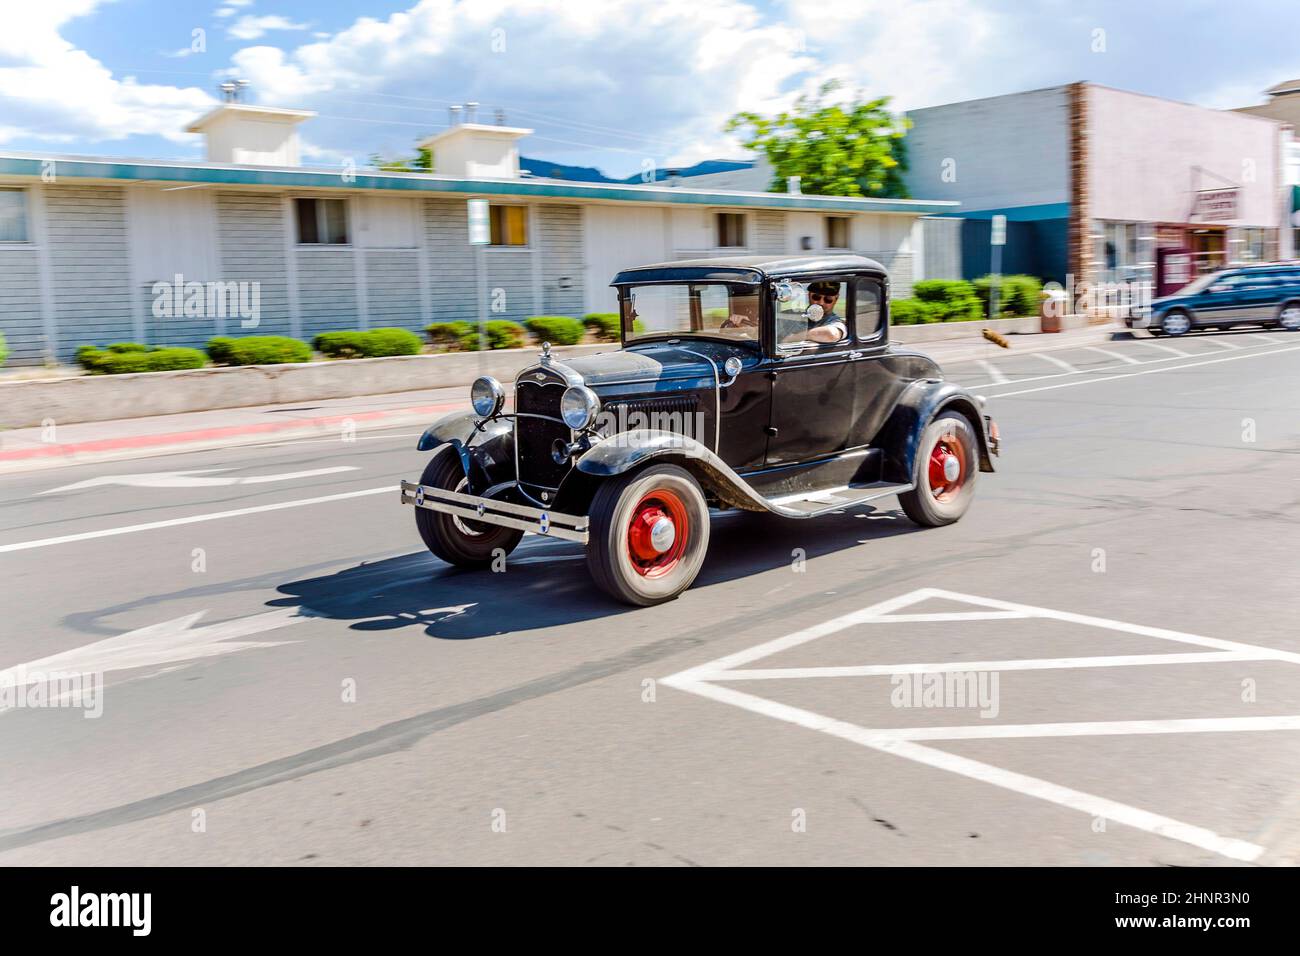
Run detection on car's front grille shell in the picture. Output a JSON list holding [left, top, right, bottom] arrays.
[[514, 374, 572, 491]]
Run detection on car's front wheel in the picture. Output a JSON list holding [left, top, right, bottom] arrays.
[[586, 463, 710, 606], [1160, 310, 1192, 336], [898, 410, 979, 527], [414, 446, 523, 568]]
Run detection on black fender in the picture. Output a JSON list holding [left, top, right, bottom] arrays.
[[416, 410, 516, 493], [575, 429, 771, 513], [874, 381, 995, 485]]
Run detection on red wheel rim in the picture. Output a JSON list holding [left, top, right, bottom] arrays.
[[927, 433, 967, 501], [626, 488, 689, 577]]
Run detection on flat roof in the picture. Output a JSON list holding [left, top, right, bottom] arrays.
[[0, 151, 959, 215]]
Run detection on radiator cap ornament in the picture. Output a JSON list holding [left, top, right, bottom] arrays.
[[541, 341, 552, 363]]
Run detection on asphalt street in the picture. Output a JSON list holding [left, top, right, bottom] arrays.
[[2, 327, 1298, 866]]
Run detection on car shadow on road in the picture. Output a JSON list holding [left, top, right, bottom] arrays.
[[269, 504, 918, 640]]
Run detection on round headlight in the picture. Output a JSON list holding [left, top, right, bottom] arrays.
[[470, 376, 505, 418], [560, 385, 601, 430]]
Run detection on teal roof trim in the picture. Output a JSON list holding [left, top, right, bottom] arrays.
[[0, 155, 959, 215]]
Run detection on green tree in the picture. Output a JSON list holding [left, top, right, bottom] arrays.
[[370, 145, 433, 172], [726, 81, 910, 198]]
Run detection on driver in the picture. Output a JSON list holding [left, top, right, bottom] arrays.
[[788, 280, 847, 344]]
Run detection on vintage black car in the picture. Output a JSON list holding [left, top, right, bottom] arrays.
[[401, 254, 999, 605]]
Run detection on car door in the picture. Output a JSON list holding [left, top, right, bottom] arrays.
[[765, 276, 857, 466], [1195, 272, 1257, 325], [844, 276, 908, 447]]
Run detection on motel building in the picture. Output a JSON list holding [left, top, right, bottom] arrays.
[[903, 82, 1294, 298], [0, 105, 956, 367]]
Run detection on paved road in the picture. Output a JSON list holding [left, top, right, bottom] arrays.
[[2, 328, 1298, 865]]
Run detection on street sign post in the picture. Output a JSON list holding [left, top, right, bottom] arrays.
[[468, 200, 490, 355], [989, 214, 1006, 321]]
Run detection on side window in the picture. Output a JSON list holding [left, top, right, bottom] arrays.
[[715, 212, 747, 248], [0, 188, 30, 242], [854, 278, 883, 341], [295, 197, 349, 245], [775, 277, 850, 347]]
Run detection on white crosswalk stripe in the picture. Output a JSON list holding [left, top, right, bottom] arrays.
[[975, 360, 1009, 384], [1082, 345, 1141, 365], [1034, 352, 1077, 372]]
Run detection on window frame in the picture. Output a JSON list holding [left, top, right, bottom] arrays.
[[825, 216, 852, 251], [852, 276, 886, 344], [294, 196, 350, 246], [0, 187, 32, 244], [488, 203, 530, 248], [772, 274, 855, 355], [714, 211, 749, 250]]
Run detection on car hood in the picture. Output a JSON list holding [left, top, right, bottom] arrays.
[[564, 339, 753, 387]]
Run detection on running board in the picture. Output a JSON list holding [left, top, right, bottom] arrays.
[[763, 481, 913, 518]]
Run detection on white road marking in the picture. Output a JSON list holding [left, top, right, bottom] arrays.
[[1139, 341, 1191, 358], [1249, 333, 1281, 344], [974, 360, 1009, 384], [1200, 336, 1242, 350], [707, 649, 1278, 681], [39, 466, 357, 495], [852, 715, 1300, 742], [986, 345, 1300, 398], [663, 587, 1299, 862], [1034, 352, 1077, 372], [1081, 345, 1141, 365], [0, 485, 398, 555], [0, 607, 308, 706], [667, 677, 1264, 862]]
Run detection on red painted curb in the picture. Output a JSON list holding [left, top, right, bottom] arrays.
[[0, 403, 460, 462]]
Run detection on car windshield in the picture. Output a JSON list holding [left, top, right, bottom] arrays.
[[621, 283, 761, 343], [1173, 271, 1225, 296]]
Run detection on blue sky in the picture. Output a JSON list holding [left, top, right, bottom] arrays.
[[2, 0, 1296, 178]]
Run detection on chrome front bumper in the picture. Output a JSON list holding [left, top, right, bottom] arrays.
[[400, 480, 590, 543]]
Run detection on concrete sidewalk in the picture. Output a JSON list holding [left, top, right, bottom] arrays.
[[0, 322, 1124, 474]]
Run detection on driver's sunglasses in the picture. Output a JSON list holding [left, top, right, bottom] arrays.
[[809, 292, 838, 303]]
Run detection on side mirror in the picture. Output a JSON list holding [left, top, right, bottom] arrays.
[[805, 303, 825, 322]]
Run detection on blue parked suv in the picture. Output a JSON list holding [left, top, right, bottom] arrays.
[[1127, 264, 1300, 336]]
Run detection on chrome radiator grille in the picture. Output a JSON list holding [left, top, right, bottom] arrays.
[[514, 378, 571, 490]]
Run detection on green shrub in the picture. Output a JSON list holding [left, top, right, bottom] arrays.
[[582, 312, 622, 341], [106, 342, 150, 353], [524, 315, 585, 346], [972, 274, 1043, 318], [426, 320, 479, 351], [889, 299, 939, 325], [210, 335, 312, 365], [0, 332, 8, 367], [77, 344, 207, 374], [912, 279, 981, 322], [314, 328, 423, 359], [485, 319, 525, 350], [361, 327, 423, 357], [205, 336, 237, 365]]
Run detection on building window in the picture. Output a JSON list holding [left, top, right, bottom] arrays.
[[715, 212, 746, 248], [854, 277, 883, 340], [489, 205, 528, 246], [826, 216, 851, 250], [0, 189, 29, 243], [295, 197, 349, 245]]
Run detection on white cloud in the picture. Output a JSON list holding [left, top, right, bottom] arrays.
[[0, 2, 213, 147], [215, 0, 254, 18], [229, 0, 820, 174], [227, 14, 309, 41]]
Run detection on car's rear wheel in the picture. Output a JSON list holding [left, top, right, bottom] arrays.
[[1277, 302, 1300, 331], [586, 464, 710, 606], [414, 446, 523, 568], [1161, 310, 1192, 336], [898, 411, 979, 528]]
